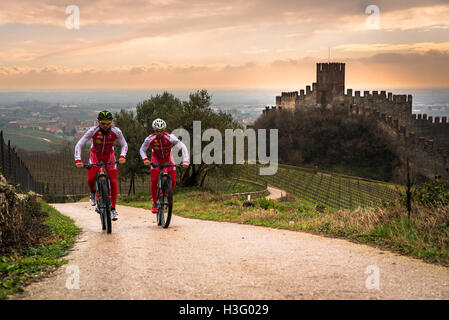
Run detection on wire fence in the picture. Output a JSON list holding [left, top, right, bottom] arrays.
[[0, 131, 43, 193]]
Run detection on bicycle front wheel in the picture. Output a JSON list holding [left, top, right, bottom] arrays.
[[96, 187, 106, 231], [156, 181, 164, 226], [99, 205, 106, 230], [99, 177, 112, 234], [159, 176, 173, 228]]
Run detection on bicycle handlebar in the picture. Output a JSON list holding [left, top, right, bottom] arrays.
[[83, 161, 119, 169], [143, 163, 180, 175], [150, 162, 178, 168]]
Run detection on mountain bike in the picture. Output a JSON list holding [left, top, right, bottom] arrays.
[[150, 163, 177, 228], [84, 161, 119, 234]]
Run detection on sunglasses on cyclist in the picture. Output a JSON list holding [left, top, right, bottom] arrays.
[[98, 121, 112, 125], [154, 129, 165, 133]]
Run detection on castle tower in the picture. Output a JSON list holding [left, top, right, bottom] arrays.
[[316, 62, 345, 105]]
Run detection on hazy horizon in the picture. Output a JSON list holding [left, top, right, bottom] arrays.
[[1, 88, 448, 117]]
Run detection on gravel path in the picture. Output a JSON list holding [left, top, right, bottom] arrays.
[[11, 202, 449, 300], [266, 186, 286, 200]]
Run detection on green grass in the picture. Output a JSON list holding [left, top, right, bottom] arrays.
[[1, 128, 66, 151], [0, 202, 81, 299], [118, 187, 449, 266]]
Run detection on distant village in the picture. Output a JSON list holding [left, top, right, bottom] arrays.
[[1, 103, 99, 141], [6, 118, 97, 140], [0, 102, 258, 143]]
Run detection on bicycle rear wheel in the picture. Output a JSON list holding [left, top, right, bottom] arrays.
[[99, 177, 112, 234]]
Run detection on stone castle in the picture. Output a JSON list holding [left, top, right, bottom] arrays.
[[265, 62, 449, 181]]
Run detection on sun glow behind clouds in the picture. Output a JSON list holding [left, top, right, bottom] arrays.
[[0, 0, 449, 88]]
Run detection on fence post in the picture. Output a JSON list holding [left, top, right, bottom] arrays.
[[7, 140, 12, 179], [0, 131, 4, 176], [27, 166, 31, 192]]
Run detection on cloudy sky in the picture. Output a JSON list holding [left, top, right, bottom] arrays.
[[1, 0, 449, 89]]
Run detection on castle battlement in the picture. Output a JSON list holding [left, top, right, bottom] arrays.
[[344, 89, 412, 104], [317, 62, 345, 72]]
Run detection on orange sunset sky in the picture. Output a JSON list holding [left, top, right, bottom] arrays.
[[1, 0, 449, 90]]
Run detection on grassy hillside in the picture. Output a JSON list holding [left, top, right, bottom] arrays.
[[235, 164, 401, 210], [1, 128, 66, 151]]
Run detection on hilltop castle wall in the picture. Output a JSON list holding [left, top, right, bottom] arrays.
[[346, 91, 449, 157], [269, 62, 449, 181]]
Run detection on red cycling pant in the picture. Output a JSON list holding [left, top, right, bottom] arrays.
[[150, 156, 177, 204], [87, 150, 118, 208]]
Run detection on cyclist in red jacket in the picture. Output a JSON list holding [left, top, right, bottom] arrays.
[[139, 118, 189, 213], [74, 110, 128, 220]]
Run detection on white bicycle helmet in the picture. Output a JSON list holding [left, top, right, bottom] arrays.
[[152, 118, 166, 130]]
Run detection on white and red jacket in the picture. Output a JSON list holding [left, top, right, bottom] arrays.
[[74, 125, 128, 162], [139, 132, 189, 163]]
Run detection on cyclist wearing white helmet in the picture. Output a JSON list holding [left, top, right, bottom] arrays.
[[139, 118, 189, 213]]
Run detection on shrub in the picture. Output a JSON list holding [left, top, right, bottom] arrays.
[[242, 200, 255, 207], [410, 179, 449, 207], [296, 203, 311, 213], [256, 198, 285, 211]]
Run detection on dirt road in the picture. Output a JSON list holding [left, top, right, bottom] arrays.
[[266, 186, 286, 200], [12, 202, 449, 299]]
